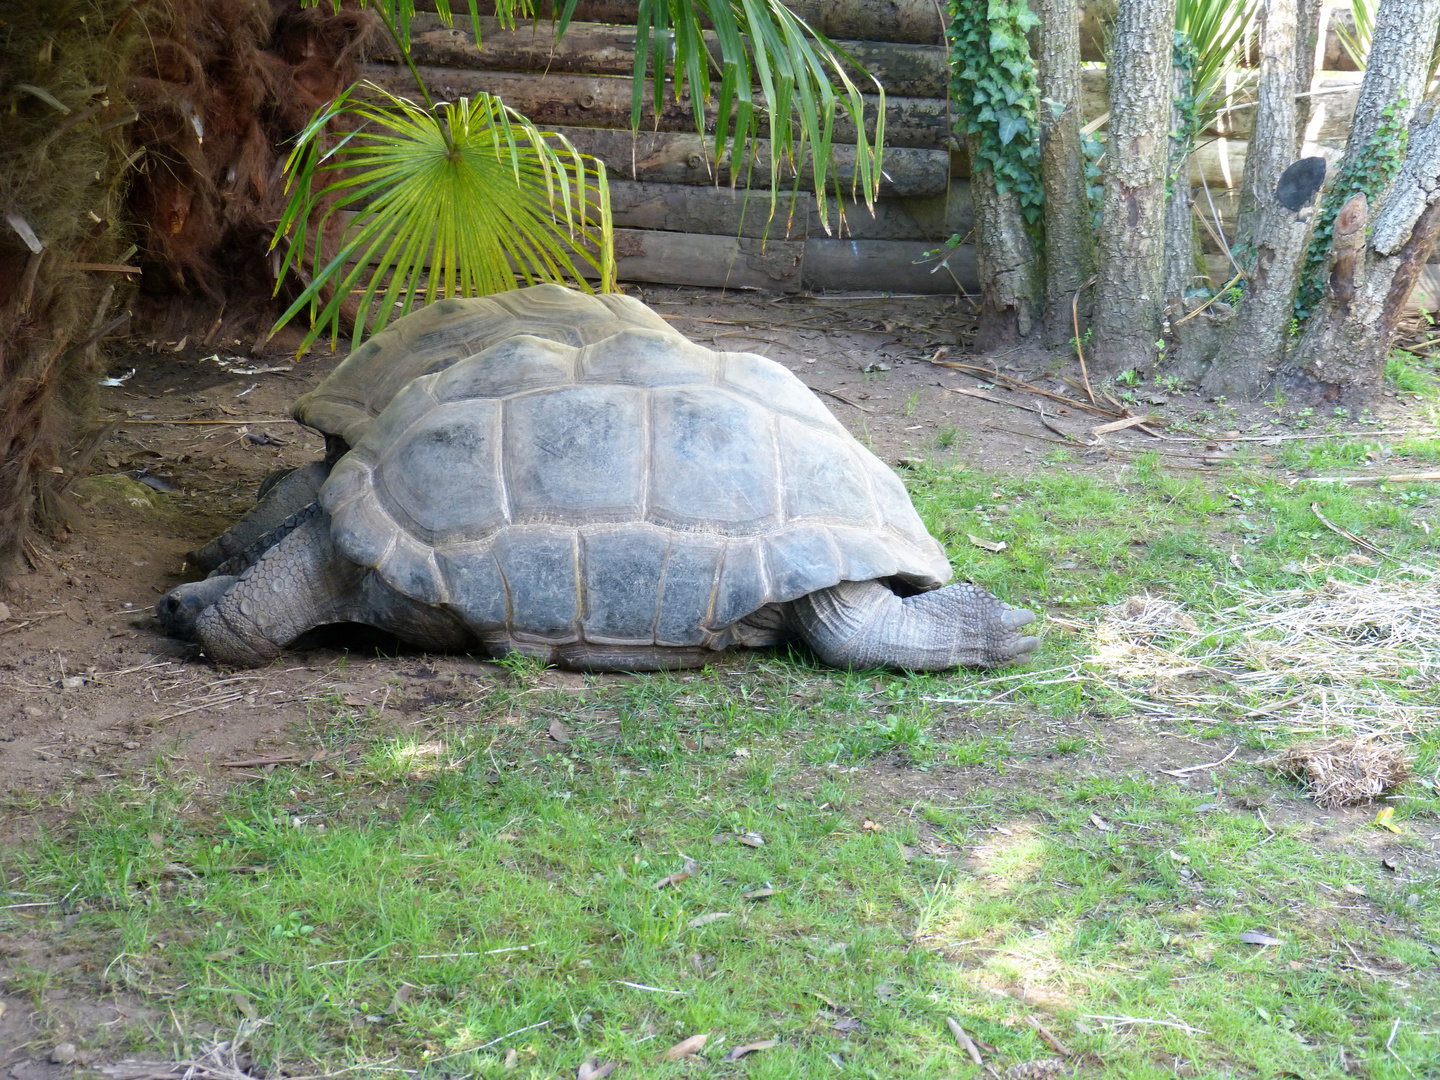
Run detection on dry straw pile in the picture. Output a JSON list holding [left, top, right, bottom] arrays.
[[1081, 560, 1440, 743]]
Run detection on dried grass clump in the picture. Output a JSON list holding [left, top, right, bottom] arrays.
[[1271, 738, 1413, 807], [1082, 564, 1440, 740], [1, 0, 137, 575]]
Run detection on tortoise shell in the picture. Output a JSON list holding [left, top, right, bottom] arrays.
[[314, 291, 951, 649]]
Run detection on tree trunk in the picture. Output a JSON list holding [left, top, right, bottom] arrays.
[[1199, 0, 1306, 400], [1091, 0, 1175, 377], [1234, 0, 1299, 255], [1034, 0, 1095, 345], [1163, 54, 1197, 310], [966, 136, 1044, 349], [1284, 109, 1440, 398], [1334, 0, 1440, 178], [1293, 0, 1324, 145]]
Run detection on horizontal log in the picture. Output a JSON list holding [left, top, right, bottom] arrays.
[[359, 63, 955, 149], [545, 125, 952, 197], [441, 0, 949, 46], [387, 14, 949, 99], [335, 210, 974, 292], [605, 178, 973, 241], [593, 229, 975, 292], [1078, 69, 1363, 141]]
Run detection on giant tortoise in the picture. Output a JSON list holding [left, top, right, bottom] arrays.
[[159, 285, 1040, 671]]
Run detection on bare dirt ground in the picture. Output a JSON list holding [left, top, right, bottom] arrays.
[[1, 285, 1434, 1072]]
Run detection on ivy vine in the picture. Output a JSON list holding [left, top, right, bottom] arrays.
[[1293, 100, 1410, 321], [945, 0, 1044, 227]]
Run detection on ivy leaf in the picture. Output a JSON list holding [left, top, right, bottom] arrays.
[[998, 113, 1027, 146]]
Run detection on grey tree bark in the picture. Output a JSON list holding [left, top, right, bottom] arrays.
[[1199, 0, 1307, 399], [1233, 0, 1300, 255], [1163, 57, 1198, 310], [1334, 0, 1440, 181], [1292, 0, 1324, 145], [1091, 0, 1175, 377], [967, 135, 1045, 349], [1284, 109, 1440, 397], [1034, 0, 1096, 345]]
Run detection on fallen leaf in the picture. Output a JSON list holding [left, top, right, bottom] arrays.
[[966, 533, 1008, 553], [1375, 807, 1402, 833], [386, 983, 413, 1014], [0, 601, 9, 622], [1089, 813, 1112, 832], [204, 948, 238, 962], [548, 719, 571, 744], [723, 1039, 777, 1062], [1239, 930, 1284, 946], [689, 912, 733, 929], [231, 992, 258, 1020], [875, 982, 899, 1003], [741, 888, 777, 901], [810, 991, 840, 1009], [662, 1033, 708, 1061], [577, 1060, 616, 1080], [653, 856, 699, 889], [1168, 849, 1190, 864], [1383, 856, 1401, 871], [503, 1047, 518, 1069], [861, 819, 883, 833], [736, 831, 765, 847], [832, 1017, 863, 1034]]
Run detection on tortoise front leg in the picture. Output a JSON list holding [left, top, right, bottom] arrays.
[[186, 459, 331, 572], [193, 512, 366, 666]]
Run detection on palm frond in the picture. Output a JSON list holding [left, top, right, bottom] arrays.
[[272, 83, 612, 354], [627, 1, 884, 234], [1176, 0, 1259, 130]]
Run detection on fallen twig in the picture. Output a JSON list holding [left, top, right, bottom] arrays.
[[946, 1017, 983, 1065], [1310, 502, 1393, 560], [1157, 745, 1239, 777], [1302, 472, 1440, 485], [1073, 275, 1098, 405], [806, 384, 875, 412], [1082, 1013, 1208, 1035], [1025, 1015, 1072, 1057]]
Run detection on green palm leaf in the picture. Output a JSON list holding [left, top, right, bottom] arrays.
[[614, 0, 884, 234], [272, 83, 613, 354]]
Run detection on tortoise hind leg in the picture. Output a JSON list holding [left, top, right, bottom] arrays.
[[788, 580, 1040, 671]]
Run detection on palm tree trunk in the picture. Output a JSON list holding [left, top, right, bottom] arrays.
[[1091, 0, 1175, 377]]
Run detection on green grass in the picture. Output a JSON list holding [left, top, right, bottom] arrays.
[[3, 459, 1439, 1077], [5, 725, 1437, 1079]]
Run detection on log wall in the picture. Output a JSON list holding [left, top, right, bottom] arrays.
[[378, 3, 1386, 294]]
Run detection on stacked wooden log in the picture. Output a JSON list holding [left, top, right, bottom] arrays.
[[366, 2, 1387, 294], [373, 3, 969, 291]]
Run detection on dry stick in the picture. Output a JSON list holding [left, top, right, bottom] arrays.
[[110, 419, 292, 426], [946, 1017, 983, 1065], [806, 384, 875, 412], [1082, 1013, 1208, 1035], [1199, 169, 1246, 280], [1309, 502, 1393, 560], [1169, 428, 1416, 443], [1025, 1015, 1072, 1057], [1072, 275, 1098, 404], [1304, 471, 1440, 485], [1157, 744, 1239, 777]]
